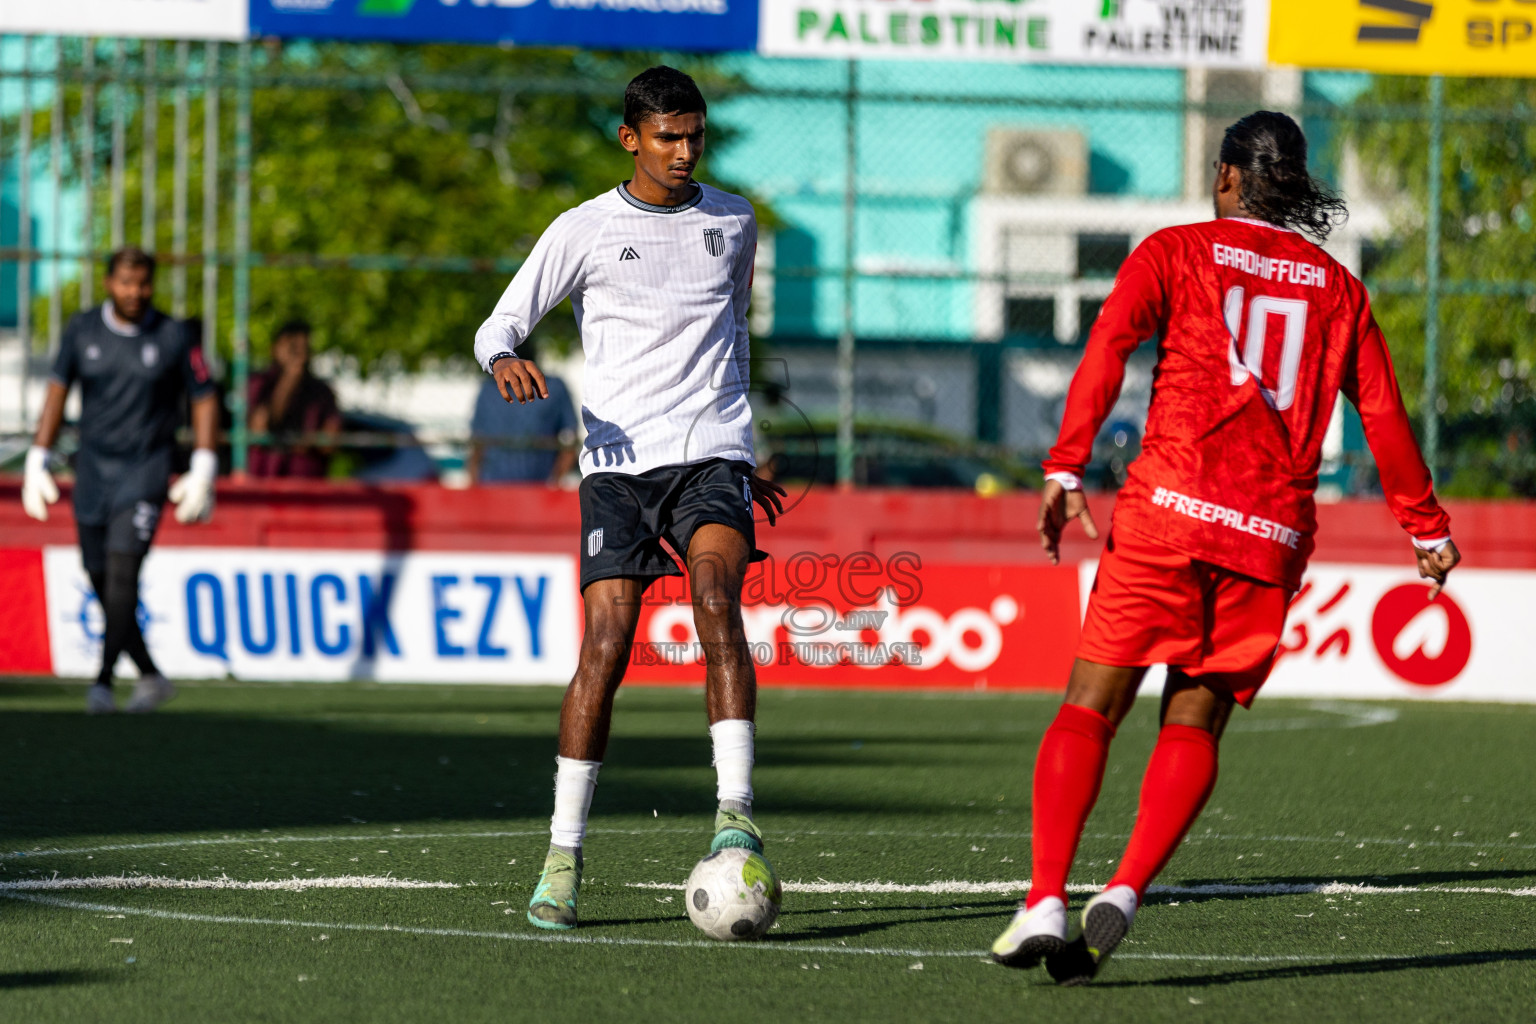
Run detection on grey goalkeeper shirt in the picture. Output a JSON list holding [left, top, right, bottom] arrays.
[[50, 303, 215, 522]]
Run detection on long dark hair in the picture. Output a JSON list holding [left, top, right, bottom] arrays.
[[1220, 111, 1348, 242]]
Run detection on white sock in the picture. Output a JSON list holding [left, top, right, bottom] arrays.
[[549, 756, 601, 850], [710, 719, 755, 815]]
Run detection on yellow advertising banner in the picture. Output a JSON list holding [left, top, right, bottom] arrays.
[[1270, 0, 1536, 76]]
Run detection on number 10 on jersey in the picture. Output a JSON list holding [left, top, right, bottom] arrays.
[[1224, 285, 1308, 411]]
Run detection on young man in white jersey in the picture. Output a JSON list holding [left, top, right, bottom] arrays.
[[473, 66, 785, 931]]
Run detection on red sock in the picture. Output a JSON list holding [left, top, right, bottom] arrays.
[[1107, 724, 1220, 898], [1026, 703, 1116, 909]]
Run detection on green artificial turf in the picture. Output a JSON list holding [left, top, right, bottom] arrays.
[[0, 681, 1533, 1023]]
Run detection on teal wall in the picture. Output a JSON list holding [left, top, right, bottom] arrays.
[[710, 57, 1186, 341], [1, 36, 76, 327]]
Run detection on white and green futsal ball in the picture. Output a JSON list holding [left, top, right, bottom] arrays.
[[685, 848, 782, 940]]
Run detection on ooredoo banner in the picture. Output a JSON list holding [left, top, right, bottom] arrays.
[[1075, 560, 1534, 703], [624, 559, 1082, 689], [758, 0, 1269, 67], [1264, 565, 1530, 702], [2, 0, 250, 40]]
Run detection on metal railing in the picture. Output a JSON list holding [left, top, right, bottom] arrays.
[[2, 40, 1533, 493]]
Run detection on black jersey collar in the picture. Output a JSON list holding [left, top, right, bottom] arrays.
[[617, 182, 702, 214]]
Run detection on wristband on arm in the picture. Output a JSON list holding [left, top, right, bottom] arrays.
[[487, 351, 518, 373]]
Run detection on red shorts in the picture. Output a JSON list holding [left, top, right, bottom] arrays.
[[1077, 530, 1293, 707]]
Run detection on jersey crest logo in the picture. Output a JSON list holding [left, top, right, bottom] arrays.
[[703, 227, 725, 258], [141, 343, 159, 368], [587, 528, 604, 557], [619, 247, 640, 261]]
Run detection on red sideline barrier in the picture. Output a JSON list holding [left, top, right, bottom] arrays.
[[1, 477, 1530, 567]]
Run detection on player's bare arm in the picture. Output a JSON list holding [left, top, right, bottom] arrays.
[[32, 380, 67, 450], [491, 353, 549, 404], [1036, 478, 1099, 566], [191, 392, 219, 450]]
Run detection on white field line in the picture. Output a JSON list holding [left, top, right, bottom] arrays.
[[0, 892, 1431, 965], [6, 827, 1533, 865], [629, 879, 1536, 898], [1226, 702, 1400, 733], [0, 875, 457, 892]]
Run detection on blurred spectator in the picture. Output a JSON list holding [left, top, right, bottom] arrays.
[[469, 340, 579, 485], [248, 320, 342, 479]]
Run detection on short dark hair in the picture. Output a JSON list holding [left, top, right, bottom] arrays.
[[623, 66, 706, 130], [1219, 111, 1348, 243], [106, 246, 155, 278], [273, 319, 312, 342]]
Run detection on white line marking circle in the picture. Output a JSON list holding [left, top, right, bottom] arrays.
[[0, 892, 1454, 965], [6, 826, 1533, 864], [631, 880, 1536, 897], [0, 875, 457, 892]]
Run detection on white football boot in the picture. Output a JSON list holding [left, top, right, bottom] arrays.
[[85, 684, 118, 715], [124, 674, 178, 713], [990, 895, 1068, 969], [1047, 884, 1138, 985]]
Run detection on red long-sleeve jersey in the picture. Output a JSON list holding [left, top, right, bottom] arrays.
[[1044, 217, 1451, 590]]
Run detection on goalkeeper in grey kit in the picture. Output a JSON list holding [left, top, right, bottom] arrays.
[[22, 247, 221, 714]]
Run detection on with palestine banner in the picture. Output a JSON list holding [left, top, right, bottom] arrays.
[[757, 0, 1270, 67]]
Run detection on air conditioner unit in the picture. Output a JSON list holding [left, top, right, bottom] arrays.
[[983, 129, 1088, 197]]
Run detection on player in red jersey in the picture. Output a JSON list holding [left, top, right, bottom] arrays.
[[989, 112, 1462, 984]]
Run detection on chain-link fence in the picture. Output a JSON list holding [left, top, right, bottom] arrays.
[[3, 39, 1533, 494]]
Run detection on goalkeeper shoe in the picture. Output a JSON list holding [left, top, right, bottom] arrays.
[[85, 684, 117, 716], [990, 896, 1068, 969], [125, 674, 178, 714], [527, 847, 582, 931], [710, 807, 764, 854], [1046, 884, 1138, 986]]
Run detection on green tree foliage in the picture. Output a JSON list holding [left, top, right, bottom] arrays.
[[26, 41, 754, 373], [1343, 77, 1536, 494]]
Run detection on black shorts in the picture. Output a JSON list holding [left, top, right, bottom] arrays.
[[578, 458, 766, 591], [78, 499, 163, 577], [72, 446, 172, 526]]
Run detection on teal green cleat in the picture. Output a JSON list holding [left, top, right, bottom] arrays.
[[527, 847, 582, 931], [710, 807, 764, 854]]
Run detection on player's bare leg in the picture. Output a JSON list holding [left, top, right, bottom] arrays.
[[558, 576, 646, 761], [687, 523, 763, 854], [993, 659, 1144, 968], [1049, 671, 1235, 984], [1061, 658, 1147, 725], [528, 576, 644, 930]]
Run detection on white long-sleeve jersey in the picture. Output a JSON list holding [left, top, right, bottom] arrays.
[[474, 182, 757, 477]]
